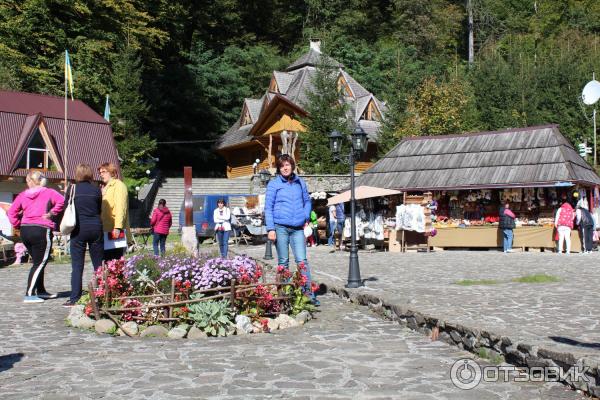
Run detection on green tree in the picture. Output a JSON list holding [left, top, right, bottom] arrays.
[[110, 45, 156, 191], [299, 56, 350, 174], [395, 76, 479, 138]]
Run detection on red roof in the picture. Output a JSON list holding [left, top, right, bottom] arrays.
[[0, 90, 120, 181], [0, 90, 107, 123]]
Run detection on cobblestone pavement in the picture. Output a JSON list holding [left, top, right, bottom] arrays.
[[0, 262, 584, 399], [239, 245, 600, 361]]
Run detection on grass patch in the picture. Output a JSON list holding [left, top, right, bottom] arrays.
[[477, 348, 505, 365], [511, 274, 560, 284], [455, 279, 501, 286], [166, 233, 181, 243]]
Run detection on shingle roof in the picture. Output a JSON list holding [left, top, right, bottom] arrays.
[[0, 91, 119, 181], [340, 70, 370, 98], [356, 125, 600, 190], [285, 49, 343, 72], [284, 68, 316, 106], [245, 98, 264, 123], [218, 46, 385, 151], [273, 71, 295, 94], [216, 120, 253, 150]]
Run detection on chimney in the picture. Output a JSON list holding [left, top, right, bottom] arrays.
[[310, 39, 321, 53]]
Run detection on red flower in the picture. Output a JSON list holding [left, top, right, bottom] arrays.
[[311, 282, 319, 293], [261, 318, 270, 333]]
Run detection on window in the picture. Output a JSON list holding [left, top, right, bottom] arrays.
[[192, 196, 205, 212], [337, 75, 353, 98], [241, 106, 252, 126], [269, 77, 279, 93], [360, 100, 382, 122], [16, 128, 56, 170]]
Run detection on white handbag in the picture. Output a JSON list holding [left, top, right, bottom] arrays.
[[59, 185, 76, 234], [303, 225, 313, 238]]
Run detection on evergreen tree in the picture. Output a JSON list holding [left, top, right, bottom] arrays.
[[298, 56, 350, 174], [110, 45, 156, 191]]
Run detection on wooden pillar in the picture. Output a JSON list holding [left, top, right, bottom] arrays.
[[184, 166, 193, 227], [268, 134, 273, 168]]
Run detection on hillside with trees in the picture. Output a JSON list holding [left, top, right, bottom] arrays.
[[1, 0, 599, 177]]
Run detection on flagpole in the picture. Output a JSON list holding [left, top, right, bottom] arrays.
[[63, 50, 68, 190]]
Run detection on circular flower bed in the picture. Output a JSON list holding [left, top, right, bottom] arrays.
[[67, 253, 316, 338]]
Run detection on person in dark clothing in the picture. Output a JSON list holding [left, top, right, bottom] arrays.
[[576, 202, 595, 253], [63, 164, 104, 307], [499, 202, 516, 253]]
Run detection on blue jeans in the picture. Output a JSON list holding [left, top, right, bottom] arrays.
[[328, 220, 336, 245], [153, 233, 167, 256], [274, 224, 315, 300], [502, 229, 513, 252], [216, 230, 230, 257]]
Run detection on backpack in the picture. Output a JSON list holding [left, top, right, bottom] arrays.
[[580, 208, 594, 227]]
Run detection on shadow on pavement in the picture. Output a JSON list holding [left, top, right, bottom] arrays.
[[0, 353, 24, 373], [549, 336, 600, 349]]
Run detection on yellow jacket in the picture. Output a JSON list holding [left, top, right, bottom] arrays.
[[101, 178, 132, 243]]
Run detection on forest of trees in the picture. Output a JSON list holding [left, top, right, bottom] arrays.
[[1, 0, 599, 181]]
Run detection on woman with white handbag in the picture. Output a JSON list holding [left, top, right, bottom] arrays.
[[62, 164, 103, 307]]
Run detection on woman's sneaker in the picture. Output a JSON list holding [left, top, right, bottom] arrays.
[[62, 301, 77, 308], [24, 295, 44, 303], [37, 292, 58, 299]]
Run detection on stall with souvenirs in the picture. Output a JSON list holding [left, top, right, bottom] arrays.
[[351, 125, 600, 252], [427, 187, 598, 251]]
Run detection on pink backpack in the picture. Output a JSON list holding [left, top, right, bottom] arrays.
[[557, 203, 574, 228]]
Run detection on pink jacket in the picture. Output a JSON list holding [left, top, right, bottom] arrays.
[[150, 207, 172, 235], [8, 187, 65, 230]]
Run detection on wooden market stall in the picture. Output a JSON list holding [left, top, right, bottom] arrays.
[[354, 125, 600, 252]]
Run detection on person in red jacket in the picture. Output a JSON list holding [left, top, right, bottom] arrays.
[[8, 171, 65, 303], [150, 199, 172, 256]]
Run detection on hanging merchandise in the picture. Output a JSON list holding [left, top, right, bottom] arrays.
[[395, 204, 426, 232]]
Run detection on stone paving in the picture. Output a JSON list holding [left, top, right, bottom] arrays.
[[240, 245, 600, 362], [0, 262, 585, 399]]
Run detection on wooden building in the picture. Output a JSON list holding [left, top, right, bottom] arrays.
[[0, 90, 120, 199], [355, 124, 600, 190], [216, 40, 386, 178]]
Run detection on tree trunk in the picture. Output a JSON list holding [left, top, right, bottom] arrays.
[[467, 0, 474, 66]]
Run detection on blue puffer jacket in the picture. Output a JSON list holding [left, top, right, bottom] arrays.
[[265, 174, 311, 231]]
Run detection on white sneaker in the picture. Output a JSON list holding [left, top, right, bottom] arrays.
[[24, 295, 44, 303]]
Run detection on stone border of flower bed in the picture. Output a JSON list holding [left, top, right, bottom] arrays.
[[324, 284, 600, 398], [67, 305, 313, 338]]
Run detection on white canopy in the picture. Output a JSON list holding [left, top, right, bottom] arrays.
[[327, 186, 402, 206]]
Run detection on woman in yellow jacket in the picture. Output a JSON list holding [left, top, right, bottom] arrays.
[[98, 162, 131, 261]]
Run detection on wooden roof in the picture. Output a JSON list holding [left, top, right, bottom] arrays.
[[216, 44, 386, 152], [356, 125, 600, 190]]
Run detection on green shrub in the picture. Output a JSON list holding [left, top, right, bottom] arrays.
[[187, 295, 233, 337]]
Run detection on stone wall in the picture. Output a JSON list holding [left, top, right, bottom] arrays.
[[252, 174, 352, 193]]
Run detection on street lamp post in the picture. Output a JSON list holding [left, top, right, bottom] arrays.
[[259, 169, 274, 260], [329, 126, 368, 288]]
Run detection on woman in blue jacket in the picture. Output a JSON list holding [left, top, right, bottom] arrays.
[[265, 154, 317, 304]]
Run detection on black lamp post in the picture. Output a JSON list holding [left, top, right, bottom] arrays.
[[259, 169, 274, 260], [329, 125, 368, 288]]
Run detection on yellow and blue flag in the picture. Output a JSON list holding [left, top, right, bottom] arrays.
[[65, 50, 74, 100]]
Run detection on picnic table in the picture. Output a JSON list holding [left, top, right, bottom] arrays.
[[131, 228, 152, 250]]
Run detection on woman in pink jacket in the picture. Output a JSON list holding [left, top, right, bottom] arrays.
[[150, 199, 172, 257], [8, 171, 65, 303]]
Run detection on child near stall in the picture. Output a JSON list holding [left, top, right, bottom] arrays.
[[307, 210, 318, 247]]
